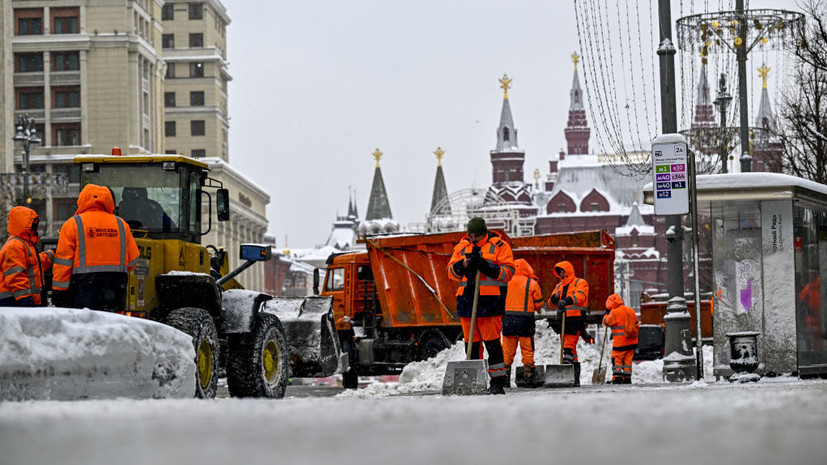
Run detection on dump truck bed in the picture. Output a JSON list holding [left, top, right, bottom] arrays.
[[362, 230, 615, 327]]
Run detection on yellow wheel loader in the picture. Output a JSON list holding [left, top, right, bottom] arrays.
[[71, 153, 346, 398]]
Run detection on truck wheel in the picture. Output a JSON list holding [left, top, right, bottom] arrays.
[[164, 307, 219, 398], [340, 334, 359, 389], [417, 329, 451, 361], [226, 312, 289, 398]]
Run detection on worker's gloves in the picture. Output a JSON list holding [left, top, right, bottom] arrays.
[[557, 299, 567, 311], [15, 296, 35, 307], [582, 331, 595, 344]]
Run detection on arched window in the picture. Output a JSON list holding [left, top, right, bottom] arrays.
[[503, 127, 510, 141]]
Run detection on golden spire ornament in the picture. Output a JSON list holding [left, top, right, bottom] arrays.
[[372, 148, 383, 167], [499, 74, 512, 99], [757, 65, 770, 89], [571, 51, 580, 72], [434, 147, 445, 167]]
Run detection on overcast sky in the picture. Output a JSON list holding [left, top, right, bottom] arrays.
[[221, 0, 800, 249]]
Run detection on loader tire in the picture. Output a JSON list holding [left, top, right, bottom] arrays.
[[226, 312, 289, 398], [416, 329, 451, 361], [340, 335, 359, 389], [164, 307, 219, 399]]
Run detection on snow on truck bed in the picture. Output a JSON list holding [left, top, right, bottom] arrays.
[[0, 307, 195, 401]]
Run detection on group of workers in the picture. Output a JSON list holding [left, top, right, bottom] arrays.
[[0, 184, 139, 313], [448, 217, 639, 394]]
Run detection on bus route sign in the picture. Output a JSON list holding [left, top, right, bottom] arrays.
[[652, 136, 689, 215]]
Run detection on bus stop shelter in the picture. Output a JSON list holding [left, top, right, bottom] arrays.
[[645, 173, 827, 378]]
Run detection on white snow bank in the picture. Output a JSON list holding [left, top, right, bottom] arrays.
[[338, 321, 719, 397], [0, 307, 196, 401]]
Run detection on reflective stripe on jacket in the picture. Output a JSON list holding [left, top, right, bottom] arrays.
[[53, 184, 140, 291], [603, 293, 639, 351]]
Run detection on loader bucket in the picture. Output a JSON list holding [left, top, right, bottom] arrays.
[[543, 364, 576, 388], [261, 296, 347, 378]]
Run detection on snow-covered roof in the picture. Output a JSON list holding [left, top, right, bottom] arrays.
[[643, 173, 827, 204]]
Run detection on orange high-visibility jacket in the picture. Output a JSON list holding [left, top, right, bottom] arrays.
[[0, 206, 53, 304], [447, 231, 515, 318], [503, 259, 543, 337], [52, 184, 140, 291], [603, 293, 639, 351], [548, 261, 589, 317]]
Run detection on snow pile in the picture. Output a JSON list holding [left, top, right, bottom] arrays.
[[340, 321, 724, 398], [0, 307, 196, 401]]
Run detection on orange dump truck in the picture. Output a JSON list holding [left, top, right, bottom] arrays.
[[319, 230, 615, 388]]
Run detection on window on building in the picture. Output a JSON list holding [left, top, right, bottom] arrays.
[[162, 4, 174, 20], [52, 51, 80, 71], [165, 121, 176, 137], [165, 63, 175, 79], [165, 150, 178, 155], [52, 8, 79, 34], [53, 86, 80, 108], [590, 202, 599, 212], [189, 3, 204, 20], [189, 62, 204, 78], [16, 87, 44, 109], [189, 33, 203, 48], [55, 199, 77, 223], [190, 91, 205, 106], [191, 120, 205, 136], [52, 163, 80, 184], [15, 9, 43, 35], [503, 127, 510, 141], [191, 149, 206, 158], [558, 204, 567, 213], [15, 53, 43, 72], [53, 123, 81, 146], [164, 92, 176, 107], [162, 34, 174, 49]]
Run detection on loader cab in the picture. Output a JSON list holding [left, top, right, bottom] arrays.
[[76, 154, 229, 244]]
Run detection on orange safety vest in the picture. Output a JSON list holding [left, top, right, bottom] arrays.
[[53, 184, 140, 291], [503, 259, 543, 337], [603, 293, 639, 351], [0, 207, 53, 305], [548, 260, 589, 317]]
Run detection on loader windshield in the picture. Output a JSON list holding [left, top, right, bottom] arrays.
[[80, 163, 199, 241]]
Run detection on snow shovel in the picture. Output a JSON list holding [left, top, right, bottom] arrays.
[[442, 271, 489, 395], [591, 325, 609, 385], [544, 309, 575, 387]]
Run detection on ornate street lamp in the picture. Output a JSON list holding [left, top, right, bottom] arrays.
[[12, 114, 41, 205]]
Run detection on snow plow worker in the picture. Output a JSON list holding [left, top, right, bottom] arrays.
[[502, 258, 543, 387], [603, 293, 639, 384], [52, 184, 139, 312], [548, 260, 592, 386], [0, 206, 54, 307], [448, 217, 515, 395]]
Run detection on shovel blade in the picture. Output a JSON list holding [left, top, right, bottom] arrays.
[[442, 360, 489, 395], [543, 364, 576, 388], [591, 367, 607, 385]]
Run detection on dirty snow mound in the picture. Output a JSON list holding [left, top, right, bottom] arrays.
[[0, 307, 196, 401]]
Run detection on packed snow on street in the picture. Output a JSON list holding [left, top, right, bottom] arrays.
[[1, 308, 826, 465]]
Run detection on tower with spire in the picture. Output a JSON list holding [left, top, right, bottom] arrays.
[[690, 61, 718, 158], [429, 147, 450, 216], [490, 74, 527, 186], [564, 52, 591, 156], [751, 65, 783, 172], [361, 148, 399, 235]]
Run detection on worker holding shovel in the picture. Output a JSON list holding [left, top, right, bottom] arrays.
[[548, 261, 592, 386], [603, 294, 639, 384], [447, 217, 515, 395]]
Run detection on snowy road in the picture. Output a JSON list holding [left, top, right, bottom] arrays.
[[2, 379, 826, 465]]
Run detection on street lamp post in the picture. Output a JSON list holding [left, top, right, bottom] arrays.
[[12, 114, 41, 205], [713, 74, 732, 174]]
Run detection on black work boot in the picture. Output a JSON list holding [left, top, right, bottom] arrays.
[[573, 362, 581, 387], [503, 365, 512, 388], [488, 376, 506, 395]]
